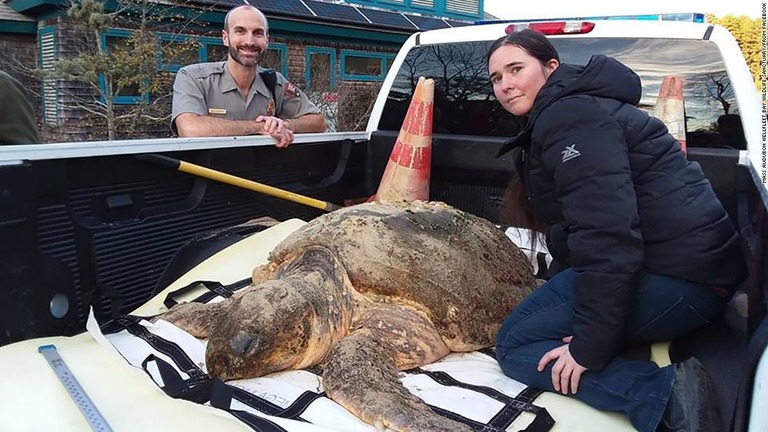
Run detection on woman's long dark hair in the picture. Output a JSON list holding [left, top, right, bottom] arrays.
[[488, 29, 559, 235]]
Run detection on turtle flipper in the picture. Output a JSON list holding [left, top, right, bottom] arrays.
[[155, 301, 224, 338], [323, 329, 472, 432]]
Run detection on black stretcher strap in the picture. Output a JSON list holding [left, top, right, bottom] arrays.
[[535, 252, 549, 279], [141, 354, 216, 404], [107, 316, 304, 430], [277, 391, 326, 419], [108, 315, 216, 404], [104, 304, 553, 432], [411, 368, 554, 432], [163, 277, 252, 308], [427, 405, 505, 432], [116, 315, 204, 377], [211, 381, 289, 432], [516, 388, 555, 432]]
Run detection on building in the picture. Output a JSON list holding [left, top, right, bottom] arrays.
[[0, 0, 482, 141]]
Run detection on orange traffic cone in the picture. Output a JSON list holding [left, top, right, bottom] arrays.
[[654, 75, 687, 154], [374, 76, 434, 202]]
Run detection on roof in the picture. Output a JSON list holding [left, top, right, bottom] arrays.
[[0, 0, 34, 22], [212, 0, 471, 32]]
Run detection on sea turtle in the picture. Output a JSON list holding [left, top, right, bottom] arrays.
[[158, 200, 537, 432]]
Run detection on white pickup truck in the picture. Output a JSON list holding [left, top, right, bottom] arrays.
[[0, 14, 765, 432]]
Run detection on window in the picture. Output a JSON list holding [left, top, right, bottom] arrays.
[[381, 38, 743, 146], [200, 39, 287, 76], [340, 51, 395, 81], [200, 37, 227, 62], [306, 47, 336, 91], [159, 35, 198, 72], [262, 43, 288, 76], [102, 30, 143, 104]]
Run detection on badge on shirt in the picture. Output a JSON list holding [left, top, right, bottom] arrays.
[[266, 99, 275, 117], [208, 108, 227, 115]]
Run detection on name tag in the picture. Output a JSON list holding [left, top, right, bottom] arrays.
[[208, 108, 227, 115]]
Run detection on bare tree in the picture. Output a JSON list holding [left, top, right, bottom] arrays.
[[705, 73, 732, 115], [389, 41, 503, 135]]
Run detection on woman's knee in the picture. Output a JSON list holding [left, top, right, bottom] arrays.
[[496, 310, 526, 354]]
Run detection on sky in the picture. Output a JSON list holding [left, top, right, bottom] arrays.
[[483, 0, 762, 19]]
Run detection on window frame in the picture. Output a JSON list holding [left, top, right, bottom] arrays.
[[157, 33, 196, 72], [199, 36, 226, 63], [264, 42, 289, 76], [340, 50, 395, 82], [305, 46, 337, 91], [100, 28, 146, 105]]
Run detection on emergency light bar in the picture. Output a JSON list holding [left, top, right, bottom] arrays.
[[476, 12, 706, 26], [504, 21, 595, 35]]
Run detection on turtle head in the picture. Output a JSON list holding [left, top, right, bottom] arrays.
[[205, 280, 315, 380]]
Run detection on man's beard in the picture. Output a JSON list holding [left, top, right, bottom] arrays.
[[228, 43, 262, 68]]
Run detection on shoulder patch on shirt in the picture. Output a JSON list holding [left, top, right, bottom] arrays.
[[561, 144, 581, 163], [284, 81, 300, 98]]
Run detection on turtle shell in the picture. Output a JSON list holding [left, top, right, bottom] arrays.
[[267, 200, 535, 350]]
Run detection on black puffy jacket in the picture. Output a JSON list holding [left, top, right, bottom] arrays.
[[498, 55, 747, 371]]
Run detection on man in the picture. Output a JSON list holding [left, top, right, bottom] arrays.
[[0, 70, 40, 144], [171, 6, 326, 148]]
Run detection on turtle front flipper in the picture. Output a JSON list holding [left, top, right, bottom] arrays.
[[323, 328, 472, 432], [154, 300, 225, 338]]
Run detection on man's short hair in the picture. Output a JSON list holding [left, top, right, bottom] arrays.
[[223, 5, 269, 33]]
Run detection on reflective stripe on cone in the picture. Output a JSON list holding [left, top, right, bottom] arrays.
[[654, 75, 687, 154]]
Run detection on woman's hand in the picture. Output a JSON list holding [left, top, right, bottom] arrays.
[[537, 336, 588, 395]]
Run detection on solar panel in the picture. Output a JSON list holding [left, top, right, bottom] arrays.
[[240, 0, 315, 17], [444, 18, 471, 28], [358, 8, 417, 30], [408, 15, 451, 30], [306, 1, 370, 24], [210, 0, 249, 8]]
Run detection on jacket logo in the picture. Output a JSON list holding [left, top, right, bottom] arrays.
[[561, 144, 581, 163]]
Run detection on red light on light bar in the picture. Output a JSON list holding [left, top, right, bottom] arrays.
[[505, 21, 595, 35]]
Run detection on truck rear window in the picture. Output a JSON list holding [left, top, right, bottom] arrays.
[[380, 38, 744, 149]]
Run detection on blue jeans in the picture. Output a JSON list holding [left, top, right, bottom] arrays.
[[495, 268, 727, 432]]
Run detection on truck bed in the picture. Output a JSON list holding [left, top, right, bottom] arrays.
[[2, 133, 763, 431]]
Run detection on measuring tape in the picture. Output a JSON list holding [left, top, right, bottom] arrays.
[[38, 344, 113, 432]]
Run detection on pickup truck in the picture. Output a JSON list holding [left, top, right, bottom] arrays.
[[0, 15, 765, 432]]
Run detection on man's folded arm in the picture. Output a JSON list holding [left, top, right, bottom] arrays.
[[174, 113, 263, 137], [285, 113, 327, 133]]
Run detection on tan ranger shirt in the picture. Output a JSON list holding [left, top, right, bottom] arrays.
[[171, 62, 321, 134]]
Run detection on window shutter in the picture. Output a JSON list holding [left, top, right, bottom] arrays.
[[412, 0, 435, 8], [445, 0, 478, 15], [38, 27, 58, 125]]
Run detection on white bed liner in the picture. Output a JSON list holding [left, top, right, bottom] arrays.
[[0, 218, 634, 431]]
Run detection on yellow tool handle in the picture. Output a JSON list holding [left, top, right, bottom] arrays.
[[137, 154, 341, 212]]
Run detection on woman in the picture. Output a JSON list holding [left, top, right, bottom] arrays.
[[488, 30, 746, 432]]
